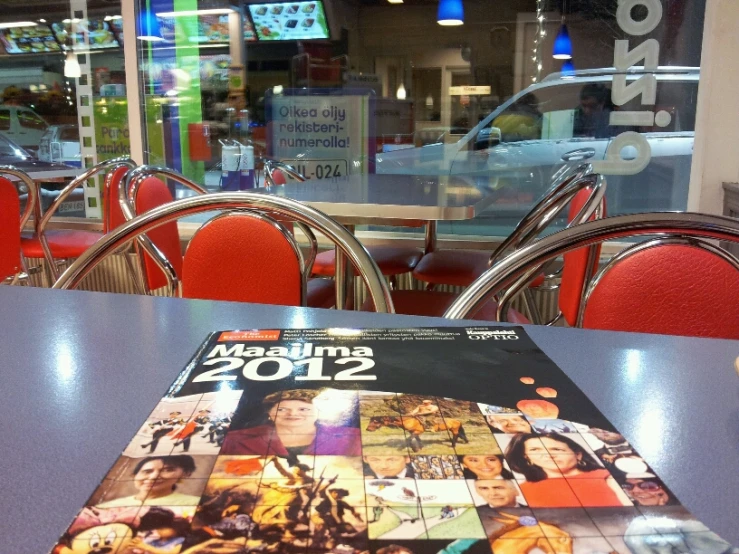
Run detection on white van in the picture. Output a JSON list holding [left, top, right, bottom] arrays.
[[38, 124, 81, 167], [0, 105, 49, 155]]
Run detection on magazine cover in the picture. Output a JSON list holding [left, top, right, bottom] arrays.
[[51, 327, 735, 554]]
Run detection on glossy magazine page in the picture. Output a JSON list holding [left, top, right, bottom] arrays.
[[51, 327, 735, 554]]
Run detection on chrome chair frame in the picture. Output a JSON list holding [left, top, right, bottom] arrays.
[[484, 163, 607, 324], [32, 157, 137, 280], [54, 193, 395, 313], [0, 165, 39, 285], [121, 165, 209, 296], [444, 212, 739, 321], [262, 159, 307, 187], [121, 165, 321, 298]]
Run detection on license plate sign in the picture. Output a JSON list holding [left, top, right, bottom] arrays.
[[58, 200, 84, 214], [284, 159, 347, 180]]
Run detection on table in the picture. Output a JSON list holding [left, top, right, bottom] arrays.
[[2, 286, 738, 552], [263, 173, 499, 226], [263, 173, 499, 307]]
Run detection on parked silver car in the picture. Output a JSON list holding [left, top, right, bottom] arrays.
[[377, 67, 698, 216]]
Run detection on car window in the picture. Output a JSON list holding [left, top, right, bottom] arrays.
[[18, 110, 47, 131], [616, 81, 698, 133], [0, 134, 22, 157], [488, 83, 617, 144], [0, 109, 10, 131], [60, 127, 79, 141]]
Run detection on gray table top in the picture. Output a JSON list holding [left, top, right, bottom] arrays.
[[1, 286, 738, 553], [262, 173, 498, 224]]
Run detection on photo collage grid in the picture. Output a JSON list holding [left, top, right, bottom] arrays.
[[53, 385, 729, 554]]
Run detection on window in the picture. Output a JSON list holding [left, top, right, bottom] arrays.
[[0, 109, 10, 131], [17, 110, 47, 131], [133, 0, 706, 237], [0, 0, 125, 219]]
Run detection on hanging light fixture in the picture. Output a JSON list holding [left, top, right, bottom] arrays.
[[552, 0, 572, 60], [561, 59, 575, 77], [63, 31, 80, 79], [396, 82, 407, 100], [64, 50, 81, 78], [437, 0, 464, 26], [138, 8, 164, 41]]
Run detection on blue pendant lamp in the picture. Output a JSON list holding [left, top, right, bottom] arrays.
[[437, 0, 464, 26], [552, 24, 572, 59], [561, 59, 575, 77], [137, 7, 164, 42]]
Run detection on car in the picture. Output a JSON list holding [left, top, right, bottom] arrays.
[[38, 124, 82, 167], [0, 132, 84, 218], [377, 67, 698, 220], [0, 104, 49, 155]]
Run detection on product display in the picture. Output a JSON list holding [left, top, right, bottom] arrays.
[[249, 0, 330, 41], [0, 24, 60, 54], [51, 327, 734, 554]]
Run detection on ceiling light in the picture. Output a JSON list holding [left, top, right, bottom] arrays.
[[396, 82, 407, 100], [387, 0, 404, 4], [552, 24, 572, 59], [437, 0, 464, 26], [138, 9, 164, 42], [0, 21, 37, 29], [561, 59, 575, 78], [104, 15, 122, 21]]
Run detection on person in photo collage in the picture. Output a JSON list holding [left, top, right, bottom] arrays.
[[473, 480, 525, 508], [221, 389, 360, 456], [97, 455, 200, 508], [485, 414, 532, 434], [459, 454, 514, 480], [363, 455, 415, 479], [622, 477, 675, 506], [505, 432, 628, 507]]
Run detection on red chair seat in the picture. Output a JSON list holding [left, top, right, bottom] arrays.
[[313, 245, 422, 277], [21, 229, 102, 259], [413, 249, 491, 287], [307, 278, 336, 309], [414, 249, 545, 288], [362, 289, 530, 323]]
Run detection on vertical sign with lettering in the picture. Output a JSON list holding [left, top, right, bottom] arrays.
[[266, 90, 375, 179]]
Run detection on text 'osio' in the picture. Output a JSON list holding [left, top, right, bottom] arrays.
[[592, 0, 666, 176]]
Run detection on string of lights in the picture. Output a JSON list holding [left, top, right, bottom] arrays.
[[531, 0, 546, 83]]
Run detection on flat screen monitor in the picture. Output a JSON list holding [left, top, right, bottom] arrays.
[[0, 24, 61, 54], [157, 13, 257, 44], [51, 19, 119, 50], [248, 1, 330, 41]]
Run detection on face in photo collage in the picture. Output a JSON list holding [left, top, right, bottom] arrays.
[[53, 387, 735, 554]]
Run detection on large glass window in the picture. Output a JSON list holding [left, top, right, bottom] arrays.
[[129, 0, 705, 237], [0, 1, 127, 219]]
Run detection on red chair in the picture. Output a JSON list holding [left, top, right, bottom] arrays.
[[366, 165, 606, 322], [444, 213, 739, 340], [412, 164, 597, 291], [18, 157, 136, 281], [264, 160, 424, 287], [123, 166, 336, 308], [0, 169, 37, 284], [53, 192, 394, 314]]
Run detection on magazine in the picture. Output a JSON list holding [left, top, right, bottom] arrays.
[[52, 327, 734, 554]]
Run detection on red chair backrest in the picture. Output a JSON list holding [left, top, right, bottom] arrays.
[[0, 177, 21, 280], [583, 243, 739, 339], [559, 187, 605, 326], [271, 169, 287, 185], [102, 166, 131, 233], [182, 212, 302, 305], [135, 176, 184, 291]]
